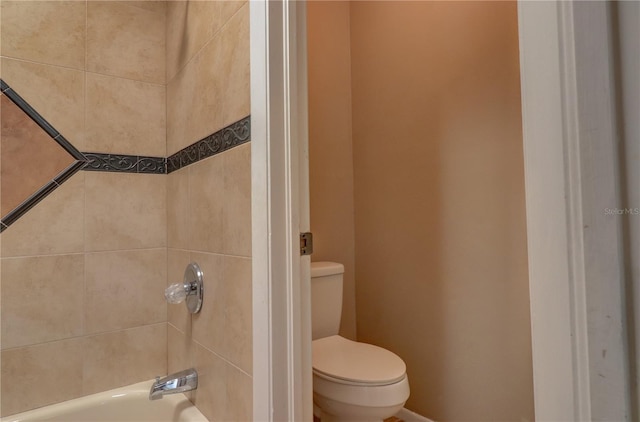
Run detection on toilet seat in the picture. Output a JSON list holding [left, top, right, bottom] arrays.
[[312, 335, 406, 386]]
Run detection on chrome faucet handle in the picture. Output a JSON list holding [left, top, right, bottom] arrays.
[[165, 263, 204, 314], [165, 283, 189, 304]]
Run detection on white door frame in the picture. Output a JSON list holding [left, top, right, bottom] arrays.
[[518, 1, 631, 420], [250, 1, 312, 421], [251, 1, 633, 421]]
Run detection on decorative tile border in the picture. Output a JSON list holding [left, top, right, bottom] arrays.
[[0, 77, 250, 232], [0, 78, 87, 233], [82, 153, 166, 174], [81, 115, 251, 175], [167, 116, 251, 173]]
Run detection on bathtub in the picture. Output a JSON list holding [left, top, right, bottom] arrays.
[[1, 380, 208, 422]]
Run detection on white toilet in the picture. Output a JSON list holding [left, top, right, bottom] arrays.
[[311, 262, 410, 421]]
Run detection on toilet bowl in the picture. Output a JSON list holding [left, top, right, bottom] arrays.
[[311, 262, 410, 421], [312, 335, 410, 421]]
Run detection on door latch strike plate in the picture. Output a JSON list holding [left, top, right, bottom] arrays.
[[300, 232, 313, 256]]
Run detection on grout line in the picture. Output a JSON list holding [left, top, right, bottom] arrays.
[[188, 248, 252, 259], [0, 60, 163, 91], [167, 247, 195, 254], [0, 56, 85, 74], [84, 0, 87, 73], [0, 58, 164, 88], [166, 1, 247, 85], [1, 247, 167, 261], [85, 69, 166, 88], [190, 337, 252, 379], [83, 0, 89, 359], [186, 150, 192, 252], [0, 252, 86, 261], [168, 322, 188, 337], [0, 322, 169, 353]]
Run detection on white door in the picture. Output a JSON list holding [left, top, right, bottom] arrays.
[[519, 1, 632, 420]]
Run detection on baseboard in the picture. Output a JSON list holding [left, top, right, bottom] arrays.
[[396, 407, 435, 422]]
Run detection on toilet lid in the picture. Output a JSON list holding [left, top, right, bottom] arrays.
[[312, 335, 406, 385]]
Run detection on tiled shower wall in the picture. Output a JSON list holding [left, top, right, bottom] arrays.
[[0, 1, 168, 416], [166, 2, 252, 421], [0, 1, 252, 418]]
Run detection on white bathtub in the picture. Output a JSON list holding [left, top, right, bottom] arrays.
[[1, 380, 208, 422]]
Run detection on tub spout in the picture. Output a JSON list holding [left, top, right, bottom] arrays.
[[149, 368, 198, 400]]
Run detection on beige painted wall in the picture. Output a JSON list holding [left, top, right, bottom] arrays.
[[307, 1, 357, 339], [308, 1, 534, 420], [166, 2, 252, 420], [0, 1, 167, 416]]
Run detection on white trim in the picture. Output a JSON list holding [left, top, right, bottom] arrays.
[[293, 1, 314, 419], [518, 3, 585, 419], [569, 4, 630, 419], [396, 407, 435, 422], [250, 2, 273, 417], [519, 1, 631, 420], [250, 1, 312, 420]]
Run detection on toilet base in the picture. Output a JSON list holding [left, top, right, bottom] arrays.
[[316, 413, 383, 422], [313, 396, 404, 422]]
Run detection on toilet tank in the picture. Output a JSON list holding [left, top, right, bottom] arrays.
[[311, 262, 345, 340]]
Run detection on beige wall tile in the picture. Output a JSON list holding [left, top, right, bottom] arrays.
[[1, 58, 85, 150], [190, 252, 225, 354], [0, 0, 3, 54], [1, 173, 84, 257], [188, 157, 224, 254], [219, 4, 250, 128], [167, 168, 189, 249], [167, 33, 223, 155], [166, 2, 248, 155], [223, 144, 251, 257], [86, 72, 166, 156], [83, 323, 167, 395], [223, 256, 252, 373], [225, 363, 252, 422], [1, 338, 83, 417], [1, 254, 84, 350], [167, 324, 193, 376], [166, 57, 198, 155], [218, 1, 247, 28], [166, 0, 216, 83], [165, 0, 245, 82], [87, 1, 166, 84], [164, 1, 184, 81], [85, 172, 166, 251], [85, 249, 167, 334], [167, 249, 192, 334], [0, 1, 86, 70], [192, 343, 227, 422]]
